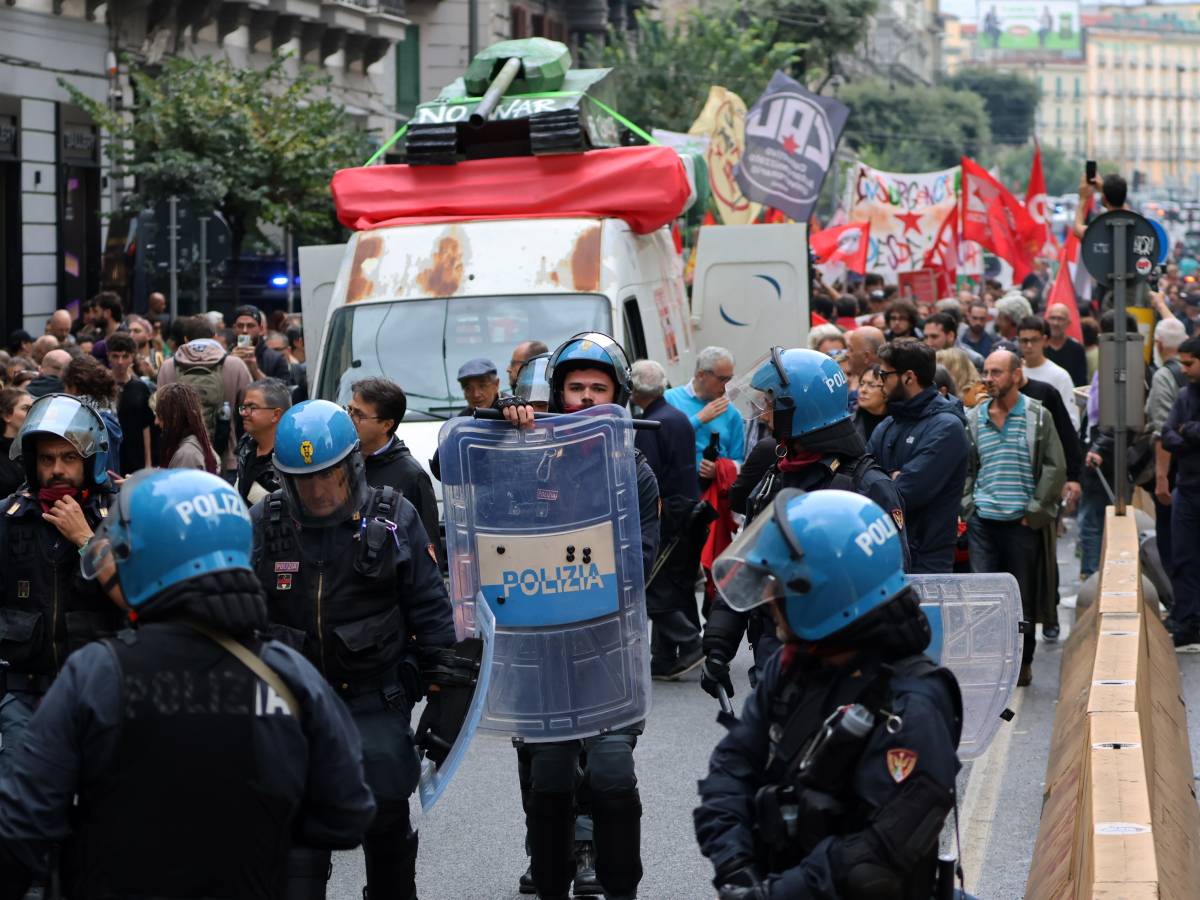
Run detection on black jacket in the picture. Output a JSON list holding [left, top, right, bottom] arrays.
[[0, 436, 23, 499], [0, 574, 375, 897], [255, 341, 293, 384], [695, 597, 961, 898], [1021, 378, 1083, 483], [1163, 381, 1200, 490], [24, 375, 62, 399], [868, 388, 969, 574], [364, 437, 443, 566], [635, 397, 698, 501]]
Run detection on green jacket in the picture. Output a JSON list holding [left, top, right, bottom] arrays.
[[962, 394, 1066, 531]]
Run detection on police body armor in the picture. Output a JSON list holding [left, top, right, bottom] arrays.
[[65, 623, 297, 898], [0, 491, 121, 684], [255, 487, 410, 694], [755, 655, 961, 898]]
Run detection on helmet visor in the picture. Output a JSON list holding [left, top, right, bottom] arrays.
[[726, 348, 788, 422], [12, 395, 106, 462], [280, 456, 361, 526], [515, 355, 552, 406], [80, 517, 116, 582], [712, 488, 806, 612]]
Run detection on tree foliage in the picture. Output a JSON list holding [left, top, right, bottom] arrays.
[[64, 53, 370, 270], [838, 80, 991, 171], [941, 67, 1041, 147], [745, 0, 878, 88], [994, 142, 1080, 196], [586, 10, 801, 133]]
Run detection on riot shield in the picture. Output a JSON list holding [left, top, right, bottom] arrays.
[[909, 573, 1021, 761], [438, 404, 650, 741], [417, 598, 495, 813]]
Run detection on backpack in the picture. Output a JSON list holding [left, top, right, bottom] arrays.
[[176, 355, 229, 455]]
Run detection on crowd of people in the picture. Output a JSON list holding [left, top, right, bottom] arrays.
[[0, 194, 1197, 897]]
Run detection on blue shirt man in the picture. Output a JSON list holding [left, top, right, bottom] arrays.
[[664, 346, 745, 478]]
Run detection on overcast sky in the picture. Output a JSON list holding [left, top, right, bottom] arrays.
[[939, 0, 1193, 22]]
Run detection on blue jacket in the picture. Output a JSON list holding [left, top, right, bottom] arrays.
[[868, 387, 969, 574], [664, 384, 746, 466], [635, 397, 698, 501], [1163, 381, 1200, 491]]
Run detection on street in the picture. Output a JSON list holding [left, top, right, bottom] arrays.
[[324, 520, 1200, 899]]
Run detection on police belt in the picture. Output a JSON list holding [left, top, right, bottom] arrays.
[[334, 670, 409, 710]]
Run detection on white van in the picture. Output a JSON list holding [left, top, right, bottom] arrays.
[[300, 218, 811, 503]]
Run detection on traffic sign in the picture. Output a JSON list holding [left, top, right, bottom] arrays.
[[1081, 210, 1159, 284]]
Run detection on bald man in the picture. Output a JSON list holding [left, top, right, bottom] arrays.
[[30, 335, 59, 366], [846, 325, 885, 394], [27, 349, 71, 398], [506, 339, 549, 392], [45, 310, 72, 344], [1043, 303, 1088, 386]]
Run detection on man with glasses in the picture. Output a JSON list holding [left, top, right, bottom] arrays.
[[457, 358, 502, 415], [665, 346, 746, 481], [1018, 315, 1080, 430], [352, 377, 442, 567], [234, 378, 290, 505], [1044, 303, 1089, 387]]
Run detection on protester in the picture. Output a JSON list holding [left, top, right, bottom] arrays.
[[852, 365, 888, 443], [1081, 316, 1101, 379], [994, 292, 1032, 342], [964, 349, 1066, 686], [44, 310, 71, 345], [232, 304, 292, 383], [665, 346, 746, 478], [869, 341, 969, 573], [107, 332, 154, 475], [26, 349, 70, 398], [845, 324, 884, 396], [1044, 303, 1089, 386], [807, 323, 846, 355], [1149, 318, 1190, 574], [0, 387, 32, 496], [1018, 315, 1080, 430], [923, 310, 983, 369], [7, 330, 33, 358], [29, 336, 58, 366], [156, 382, 220, 473], [88, 291, 124, 365], [62, 354, 123, 475], [884, 299, 921, 340], [961, 300, 997, 358], [1074, 172, 1127, 239], [1161, 336, 1200, 650], [937, 348, 987, 407], [126, 314, 164, 379], [457, 358, 501, 413], [506, 339, 550, 392], [234, 378, 290, 505]]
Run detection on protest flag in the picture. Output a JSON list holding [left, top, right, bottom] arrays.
[[961, 157, 1040, 283], [1047, 233, 1084, 343], [1024, 143, 1057, 256], [811, 221, 870, 273], [922, 205, 959, 295]]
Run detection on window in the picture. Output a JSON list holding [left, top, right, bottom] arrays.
[[394, 25, 420, 118], [622, 298, 647, 362], [510, 5, 530, 39], [1056, 76, 1063, 98], [1074, 77, 1081, 98]]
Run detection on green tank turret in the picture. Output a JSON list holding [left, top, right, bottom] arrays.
[[404, 38, 623, 166]]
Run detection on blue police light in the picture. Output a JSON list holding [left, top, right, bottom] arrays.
[[271, 275, 289, 287]]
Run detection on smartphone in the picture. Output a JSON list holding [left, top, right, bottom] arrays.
[[1086, 160, 1097, 183], [237, 334, 252, 349]]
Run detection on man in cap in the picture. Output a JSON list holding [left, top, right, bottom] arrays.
[[458, 357, 502, 415]]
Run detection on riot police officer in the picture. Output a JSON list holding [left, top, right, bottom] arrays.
[[250, 400, 462, 900], [0, 394, 123, 776], [694, 489, 962, 900], [0, 468, 376, 899], [702, 349, 911, 701], [498, 333, 659, 900]]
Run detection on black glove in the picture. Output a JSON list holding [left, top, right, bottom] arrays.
[[415, 691, 451, 766], [700, 656, 734, 700], [716, 866, 767, 900], [414, 638, 484, 768]]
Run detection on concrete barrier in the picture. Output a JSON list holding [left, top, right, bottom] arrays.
[[1026, 508, 1200, 898]]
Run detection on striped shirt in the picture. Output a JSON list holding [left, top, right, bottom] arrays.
[[974, 394, 1036, 522]]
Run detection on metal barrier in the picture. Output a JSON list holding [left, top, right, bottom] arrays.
[[1025, 509, 1200, 898]]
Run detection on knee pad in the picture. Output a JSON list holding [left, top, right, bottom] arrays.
[[584, 737, 637, 794], [527, 743, 581, 795]]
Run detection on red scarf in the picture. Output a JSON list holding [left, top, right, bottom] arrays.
[[776, 446, 823, 472], [38, 484, 85, 513]]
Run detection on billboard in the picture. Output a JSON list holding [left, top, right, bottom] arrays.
[[976, 1, 1082, 56]]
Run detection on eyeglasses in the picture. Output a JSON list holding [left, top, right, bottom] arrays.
[[878, 369, 900, 380], [238, 404, 280, 415], [344, 405, 385, 422], [1017, 336, 1042, 345]]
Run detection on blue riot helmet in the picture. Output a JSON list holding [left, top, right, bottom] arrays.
[[514, 353, 552, 411], [712, 489, 907, 642], [546, 332, 632, 411], [81, 469, 252, 608], [273, 399, 368, 526], [729, 347, 856, 447], [11, 393, 111, 489]]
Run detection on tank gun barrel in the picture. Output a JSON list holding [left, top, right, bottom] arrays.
[[469, 57, 523, 127]]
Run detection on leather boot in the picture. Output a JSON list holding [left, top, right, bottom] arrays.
[[525, 790, 575, 899], [591, 790, 643, 899]]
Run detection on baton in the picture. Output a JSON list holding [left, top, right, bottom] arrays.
[[716, 684, 735, 717], [472, 408, 661, 430], [1093, 466, 1116, 504]]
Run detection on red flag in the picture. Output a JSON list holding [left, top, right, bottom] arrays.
[[1047, 233, 1084, 343], [810, 222, 870, 273], [960, 157, 1040, 283], [1024, 143, 1056, 256]]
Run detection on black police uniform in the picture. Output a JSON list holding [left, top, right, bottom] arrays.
[[514, 450, 660, 900], [251, 484, 455, 897], [694, 598, 962, 900], [0, 574, 375, 900], [0, 488, 121, 776], [707, 445, 911, 681]]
